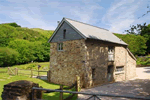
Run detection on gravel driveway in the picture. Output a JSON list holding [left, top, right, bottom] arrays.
[[78, 67, 150, 100]]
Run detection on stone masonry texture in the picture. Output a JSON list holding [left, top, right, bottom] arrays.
[[50, 39, 90, 87], [49, 39, 136, 88]]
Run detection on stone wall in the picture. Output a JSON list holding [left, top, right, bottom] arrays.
[[115, 46, 126, 66], [85, 40, 109, 86], [114, 73, 125, 81], [114, 46, 126, 81], [49, 38, 136, 88], [114, 46, 136, 81], [1, 80, 42, 100], [50, 39, 91, 87], [126, 51, 136, 80]]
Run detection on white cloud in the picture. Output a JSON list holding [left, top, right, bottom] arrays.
[[69, 0, 103, 24], [0, 0, 56, 30], [1, 0, 104, 30], [102, 0, 148, 33]]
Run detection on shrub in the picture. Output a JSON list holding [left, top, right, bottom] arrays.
[[136, 55, 150, 66], [0, 47, 19, 67]]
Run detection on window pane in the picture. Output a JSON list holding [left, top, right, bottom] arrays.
[[59, 43, 60, 50], [116, 66, 124, 72], [61, 43, 63, 50]]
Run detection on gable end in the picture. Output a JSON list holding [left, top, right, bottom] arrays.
[[48, 18, 86, 43]]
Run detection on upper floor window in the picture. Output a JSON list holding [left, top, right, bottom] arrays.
[[63, 29, 66, 39], [108, 46, 114, 61], [57, 43, 63, 51]]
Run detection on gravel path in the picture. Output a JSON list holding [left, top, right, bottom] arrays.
[[78, 67, 150, 100]]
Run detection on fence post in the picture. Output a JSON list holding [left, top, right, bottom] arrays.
[[15, 68, 17, 75], [8, 67, 9, 74], [38, 69, 39, 77], [59, 85, 63, 100], [47, 70, 51, 82], [31, 69, 33, 78], [76, 75, 80, 97], [47, 70, 49, 82]]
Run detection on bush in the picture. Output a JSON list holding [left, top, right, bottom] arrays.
[[114, 33, 147, 55], [8, 39, 50, 64], [136, 55, 150, 66], [26, 63, 37, 69], [0, 47, 19, 67]]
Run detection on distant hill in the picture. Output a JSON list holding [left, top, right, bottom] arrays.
[[114, 33, 147, 55], [31, 28, 54, 39], [0, 23, 54, 67]]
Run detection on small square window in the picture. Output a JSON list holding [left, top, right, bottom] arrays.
[[116, 66, 124, 72], [57, 43, 63, 51]]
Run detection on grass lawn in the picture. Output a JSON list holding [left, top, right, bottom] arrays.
[[6, 62, 50, 77], [0, 62, 77, 100]]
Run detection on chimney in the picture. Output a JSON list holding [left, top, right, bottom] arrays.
[[57, 21, 60, 25]]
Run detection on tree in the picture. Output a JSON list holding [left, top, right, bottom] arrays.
[[125, 23, 150, 55], [114, 33, 147, 55], [0, 47, 19, 67]]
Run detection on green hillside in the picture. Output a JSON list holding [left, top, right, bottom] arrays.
[[31, 28, 54, 39], [0, 23, 54, 67], [114, 33, 147, 56]]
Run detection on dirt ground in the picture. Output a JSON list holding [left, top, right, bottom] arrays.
[[78, 67, 150, 100]]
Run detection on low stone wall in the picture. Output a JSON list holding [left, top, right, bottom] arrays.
[[126, 51, 136, 80], [1, 80, 42, 100]]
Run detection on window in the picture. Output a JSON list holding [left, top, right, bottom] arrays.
[[116, 66, 124, 72], [63, 29, 66, 39], [92, 68, 96, 79], [108, 46, 114, 61], [57, 43, 63, 51]]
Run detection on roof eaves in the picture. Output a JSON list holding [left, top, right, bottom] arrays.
[[127, 48, 137, 61]]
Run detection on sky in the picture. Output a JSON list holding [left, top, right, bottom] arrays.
[[0, 0, 150, 34]]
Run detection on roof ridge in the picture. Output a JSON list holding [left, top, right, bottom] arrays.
[[64, 17, 109, 31]]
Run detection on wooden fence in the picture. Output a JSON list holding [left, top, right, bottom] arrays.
[[7, 67, 48, 78], [37, 75, 80, 100]]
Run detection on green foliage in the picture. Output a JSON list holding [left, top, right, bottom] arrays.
[[31, 28, 54, 39], [0, 24, 17, 47], [0, 22, 53, 67], [5, 22, 21, 27], [26, 63, 37, 69], [114, 33, 147, 55], [8, 39, 50, 64], [0, 47, 19, 67], [124, 23, 150, 54], [136, 55, 150, 66]]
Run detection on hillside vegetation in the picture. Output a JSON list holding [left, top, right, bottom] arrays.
[[114, 33, 147, 56], [0, 23, 54, 67]]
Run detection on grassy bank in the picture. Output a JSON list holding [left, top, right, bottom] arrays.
[[0, 62, 77, 100], [136, 55, 150, 67]]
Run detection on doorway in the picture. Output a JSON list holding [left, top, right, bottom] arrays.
[[107, 65, 114, 82]]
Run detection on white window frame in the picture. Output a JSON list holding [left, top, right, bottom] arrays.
[[57, 43, 63, 51], [115, 66, 124, 74], [108, 46, 114, 61]]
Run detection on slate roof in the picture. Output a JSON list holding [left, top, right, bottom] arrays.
[[48, 17, 127, 45]]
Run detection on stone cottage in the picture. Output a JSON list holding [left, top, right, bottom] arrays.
[[48, 17, 136, 88]]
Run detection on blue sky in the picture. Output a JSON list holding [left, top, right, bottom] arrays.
[[0, 0, 150, 34]]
